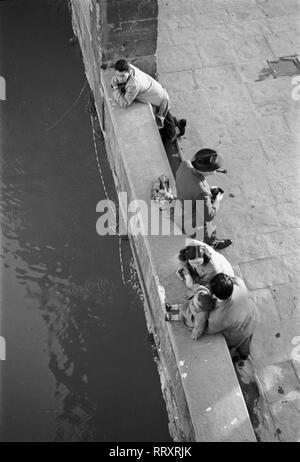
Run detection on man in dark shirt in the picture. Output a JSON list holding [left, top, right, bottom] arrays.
[[175, 148, 232, 250], [208, 273, 258, 359]]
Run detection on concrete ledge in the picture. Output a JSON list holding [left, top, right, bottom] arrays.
[[71, 3, 257, 442]]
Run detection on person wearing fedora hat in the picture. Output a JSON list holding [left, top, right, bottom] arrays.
[[175, 148, 232, 250]]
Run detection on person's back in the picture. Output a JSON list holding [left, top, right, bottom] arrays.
[[207, 275, 258, 354], [129, 64, 165, 107], [176, 160, 209, 202]]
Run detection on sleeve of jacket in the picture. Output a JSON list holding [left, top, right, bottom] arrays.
[[203, 194, 219, 222], [112, 78, 140, 108]]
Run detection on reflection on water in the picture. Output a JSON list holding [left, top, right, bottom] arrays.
[[0, 0, 170, 442]]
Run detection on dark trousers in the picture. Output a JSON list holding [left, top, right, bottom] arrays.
[[159, 111, 177, 142], [231, 335, 253, 360]]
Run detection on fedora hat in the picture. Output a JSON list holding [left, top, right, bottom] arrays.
[[192, 148, 223, 172]]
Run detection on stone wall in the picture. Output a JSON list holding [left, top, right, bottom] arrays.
[[70, 0, 257, 442], [72, 0, 158, 76]]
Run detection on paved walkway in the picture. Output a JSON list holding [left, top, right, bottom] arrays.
[[157, 0, 300, 441]]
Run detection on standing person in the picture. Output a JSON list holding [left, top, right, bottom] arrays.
[[208, 273, 258, 359], [111, 58, 186, 142], [175, 148, 232, 250]]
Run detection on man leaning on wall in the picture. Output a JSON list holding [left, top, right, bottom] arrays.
[[111, 58, 186, 143]]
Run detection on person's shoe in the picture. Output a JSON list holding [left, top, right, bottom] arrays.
[[212, 239, 232, 250], [177, 119, 187, 137]]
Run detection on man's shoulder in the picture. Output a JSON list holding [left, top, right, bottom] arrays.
[[177, 160, 192, 173]]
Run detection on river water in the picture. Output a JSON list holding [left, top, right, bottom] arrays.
[[0, 0, 170, 442]]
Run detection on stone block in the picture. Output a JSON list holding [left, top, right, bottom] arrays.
[[254, 98, 291, 117], [265, 32, 298, 57], [267, 15, 299, 33], [168, 25, 221, 46], [221, 19, 271, 39], [131, 56, 156, 77], [187, 122, 233, 148], [226, 117, 261, 143], [157, 21, 173, 47], [265, 229, 300, 258], [167, 90, 219, 124], [281, 252, 300, 281], [274, 203, 300, 229], [269, 390, 300, 441], [249, 286, 281, 324], [158, 70, 196, 94], [232, 36, 274, 62], [194, 65, 242, 90], [217, 139, 276, 182], [284, 109, 300, 133], [258, 114, 291, 136], [251, 316, 287, 367], [237, 60, 269, 82], [241, 179, 277, 208], [257, 0, 290, 18], [192, 5, 230, 26], [196, 40, 238, 68], [157, 45, 202, 73], [226, 235, 272, 263], [247, 78, 292, 104], [243, 205, 284, 237], [204, 83, 253, 113], [260, 134, 299, 162], [108, 18, 157, 41], [268, 175, 300, 205], [240, 258, 290, 290], [257, 362, 300, 403], [224, 0, 265, 22], [106, 0, 158, 23], [271, 281, 300, 320]]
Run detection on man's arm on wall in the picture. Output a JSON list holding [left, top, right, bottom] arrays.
[[112, 79, 140, 109]]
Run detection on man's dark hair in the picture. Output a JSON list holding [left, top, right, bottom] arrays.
[[210, 273, 233, 300], [178, 246, 209, 265], [115, 59, 130, 72]]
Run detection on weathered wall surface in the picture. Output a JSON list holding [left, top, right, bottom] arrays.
[[70, 0, 257, 442], [72, 0, 158, 76]]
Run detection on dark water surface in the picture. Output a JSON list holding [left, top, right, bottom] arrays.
[[0, 0, 170, 442]]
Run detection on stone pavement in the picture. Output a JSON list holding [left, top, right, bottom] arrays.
[[157, 0, 300, 442]]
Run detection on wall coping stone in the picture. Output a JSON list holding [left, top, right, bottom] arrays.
[[100, 69, 257, 442]]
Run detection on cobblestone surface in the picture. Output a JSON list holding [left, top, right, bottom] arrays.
[[157, 0, 300, 441]]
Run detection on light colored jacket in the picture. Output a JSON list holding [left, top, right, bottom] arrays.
[[179, 241, 234, 287], [111, 64, 170, 122]]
